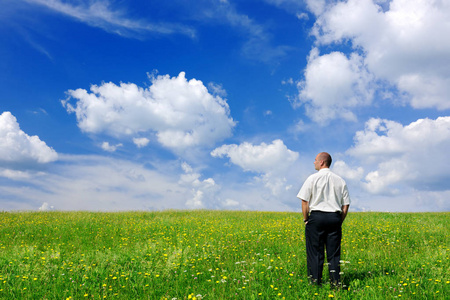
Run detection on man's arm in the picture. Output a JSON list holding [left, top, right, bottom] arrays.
[[341, 204, 349, 222], [302, 200, 309, 224]]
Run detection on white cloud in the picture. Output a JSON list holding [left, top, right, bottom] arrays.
[[133, 137, 150, 148], [101, 142, 122, 152], [211, 139, 298, 174], [0, 155, 188, 211], [305, 0, 327, 16], [0, 111, 58, 165], [185, 190, 205, 209], [0, 154, 301, 211], [348, 189, 450, 212], [289, 119, 312, 134], [295, 48, 375, 124], [208, 82, 227, 98], [0, 155, 225, 211], [397, 75, 450, 110], [179, 162, 219, 209], [211, 139, 299, 196], [62, 72, 236, 153], [25, 0, 195, 39], [222, 198, 239, 208], [1, 149, 446, 212], [38, 202, 54, 211], [296, 12, 309, 20], [281, 78, 294, 85], [348, 116, 450, 194], [332, 160, 364, 181], [256, 173, 291, 197], [0, 168, 33, 180], [307, 0, 450, 110]]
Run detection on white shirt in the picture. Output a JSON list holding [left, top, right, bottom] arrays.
[[297, 168, 350, 212]]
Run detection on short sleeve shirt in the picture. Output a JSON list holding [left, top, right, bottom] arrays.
[[297, 168, 350, 212]]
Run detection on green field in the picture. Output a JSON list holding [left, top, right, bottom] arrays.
[[0, 211, 448, 299]]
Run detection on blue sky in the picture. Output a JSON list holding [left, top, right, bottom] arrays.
[[1, 0, 449, 212]]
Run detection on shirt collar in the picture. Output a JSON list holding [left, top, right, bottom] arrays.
[[318, 168, 330, 172]]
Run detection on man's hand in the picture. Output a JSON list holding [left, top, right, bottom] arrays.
[[341, 204, 349, 222], [302, 200, 309, 224]]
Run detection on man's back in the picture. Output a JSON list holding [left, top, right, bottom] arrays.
[[297, 168, 350, 212]]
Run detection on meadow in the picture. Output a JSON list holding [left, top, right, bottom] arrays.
[[0, 210, 448, 299]]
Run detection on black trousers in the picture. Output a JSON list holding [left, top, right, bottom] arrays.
[[305, 211, 342, 285]]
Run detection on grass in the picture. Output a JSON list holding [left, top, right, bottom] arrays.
[[0, 210, 448, 299]]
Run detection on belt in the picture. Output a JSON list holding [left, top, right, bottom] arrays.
[[311, 210, 341, 214]]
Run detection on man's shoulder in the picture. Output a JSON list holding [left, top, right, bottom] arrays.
[[305, 171, 321, 180], [305, 168, 346, 183], [329, 170, 347, 184], [318, 168, 347, 182]]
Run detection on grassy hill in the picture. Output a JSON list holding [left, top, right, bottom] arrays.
[[0, 210, 448, 299]]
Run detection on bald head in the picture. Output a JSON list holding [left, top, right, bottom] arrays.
[[314, 152, 332, 170], [318, 152, 332, 167]]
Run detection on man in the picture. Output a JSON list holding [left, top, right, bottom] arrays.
[[297, 152, 350, 286]]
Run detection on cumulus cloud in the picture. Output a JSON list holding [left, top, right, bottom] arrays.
[[179, 162, 219, 209], [211, 139, 298, 174], [38, 202, 54, 211], [295, 48, 375, 124], [211, 139, 299, 196], [101, 142, 122, 152], [0, 111, 58, 165], [133, 137, 150, 148], [62, 72, 236, 153], [332, 160, 364, 181], [306, 0, 450, 111], [348, 116, 450, 194]]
